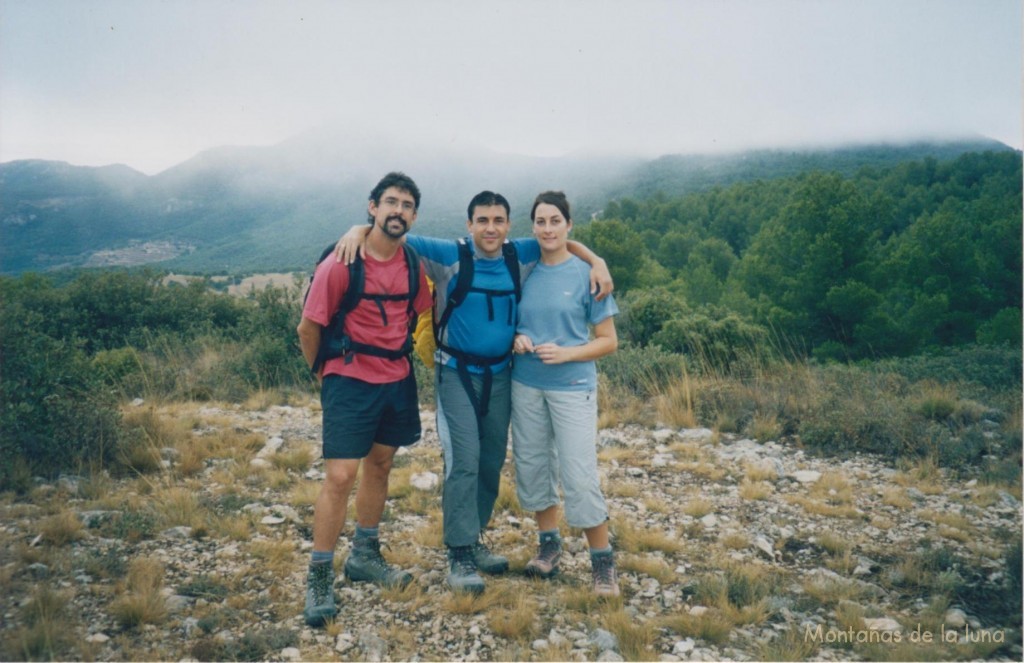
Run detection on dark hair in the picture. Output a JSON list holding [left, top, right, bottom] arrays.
[[369, 171, 421, 209], [530, 190, 571, 222], [466, 191, 511, 221]]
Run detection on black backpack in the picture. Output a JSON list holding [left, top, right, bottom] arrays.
[[433, 238, 520, 418], [306, 243, 421, 375]]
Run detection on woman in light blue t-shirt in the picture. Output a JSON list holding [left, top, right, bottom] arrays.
[[510, 190, 621, 598]]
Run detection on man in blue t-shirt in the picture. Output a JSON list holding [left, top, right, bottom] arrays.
[[336, 191, 612, 594]]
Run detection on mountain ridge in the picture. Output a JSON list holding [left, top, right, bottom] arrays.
[[0, 136, 1014, 275]]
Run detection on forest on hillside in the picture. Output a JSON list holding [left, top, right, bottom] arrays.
[[575, 151, 1022, 361]]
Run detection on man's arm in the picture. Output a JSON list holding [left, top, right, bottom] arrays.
[[334, 225, 373, 264], [297, 317, 323, 379], [567, 240, 613, 301]]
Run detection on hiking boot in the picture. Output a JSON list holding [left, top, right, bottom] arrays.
[[524, 538, 562, 579], [447, 546, 485, 595], [343, 537, 413, 589], [472, 541, 509, 575], [591, 553, 620, 598], [303, 563, 337, 626]]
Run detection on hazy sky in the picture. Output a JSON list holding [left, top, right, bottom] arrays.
[[1, 0, 1020, 174]]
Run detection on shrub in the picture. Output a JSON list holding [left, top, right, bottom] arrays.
[[652, 310, 771, 370], [598, 344, 689, 397], [0, 301, 123, 490]]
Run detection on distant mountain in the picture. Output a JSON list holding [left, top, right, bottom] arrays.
[[0, 133, 1014, 275]]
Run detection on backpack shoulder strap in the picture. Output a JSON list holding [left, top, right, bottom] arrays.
[[433, 238, 475, 339], [402, 243, 420, 319]]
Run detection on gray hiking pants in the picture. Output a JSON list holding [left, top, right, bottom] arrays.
[[436, 364, 511, 548]]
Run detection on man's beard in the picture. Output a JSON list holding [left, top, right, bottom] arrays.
[[382, 214, 408, 239]]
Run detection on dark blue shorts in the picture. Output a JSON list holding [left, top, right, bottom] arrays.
[[320, 373, 421, 459]]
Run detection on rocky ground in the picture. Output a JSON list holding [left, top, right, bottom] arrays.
[[1, 398, 1021, 662]]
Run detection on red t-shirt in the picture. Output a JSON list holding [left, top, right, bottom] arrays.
[[302, 246, 431, 383]]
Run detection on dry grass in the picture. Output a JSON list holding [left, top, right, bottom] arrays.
[[758, 625, 821, 661], [658, 609, 733, 645], [40, 510, 85, 546], [3, 586, 74, 661], [152, 485, 207, 529], [110, 557, 168, 628], [489, 594, 541, 641], [287, 480, 321, 508], [680, 461, 727, 481], [654, 376, 698, 428], [800, 575, 869, 607], [493, 474, 524, 516], [695, 562, 780, 626], [721, 531, 749, 550], [682, 498, 714, 519], [894, 457, 945, 495], [743, 459, 779, 482], [270, 446, 314, 473], [603, 609, 657, 660], [441, 583, 514, 615], [619, 553, 676, 584], [816, 532, 853, 557], [784, 494, 863, 520], [739, 480, 774, 501], [411, 514, 445, 548], [749, 412, 783, 442], [881, 487, 913, 509], [810, 471, 855, 505], [250, 539, 296, 574], [612, 518, 684, 554], [606, 482, 641, 498], [642, 496, 670, 513]]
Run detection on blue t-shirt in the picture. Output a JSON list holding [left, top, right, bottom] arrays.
[[511, 255, 618, 391], [407, 234, 541, 373]]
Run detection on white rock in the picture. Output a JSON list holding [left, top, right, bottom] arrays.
[[753, 536, 775, 560], [261, 515, 286, 525], [652, 454, 675, 467], [335, 634, 355, 653], [700, 514, 718, 528], [673, 638, 696, 655], [679, 427, 714, 441], [532, 639, 549, 650], [790, 470, 821, 484], [652, 429, 676, 443], [86, 633, 110, 643], [280, 647, 301, 661], [863, 617, 902, 633], [945, 608, 968, 628], [131, 398, 145, 407], [597, 651, 625, 662], [689, 605, 709, 616], [250, 458, 273, 469], [411, 472, 440, 491]]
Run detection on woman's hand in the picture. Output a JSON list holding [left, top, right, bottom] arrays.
[[334, 226, 371, 264], [533, 342, 571, 365], [513, 334, 535, 355]]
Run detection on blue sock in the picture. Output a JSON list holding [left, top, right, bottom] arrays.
[[539, 529, 561, 545], [589, 546, 613, 560], [355, 525, 379, 540], [311, 550, 334, 566]]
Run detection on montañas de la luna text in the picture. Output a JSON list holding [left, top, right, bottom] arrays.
[[804, 624, 1005, 645]]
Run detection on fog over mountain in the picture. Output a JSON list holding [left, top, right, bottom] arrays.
[[0, 129, 1012, 275]]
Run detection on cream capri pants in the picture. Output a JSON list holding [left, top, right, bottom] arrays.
[[510, 381, 609, 529]]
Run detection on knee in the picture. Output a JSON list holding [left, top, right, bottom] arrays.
[[323, 465, 358, 495], [362, 453, 393, 479]]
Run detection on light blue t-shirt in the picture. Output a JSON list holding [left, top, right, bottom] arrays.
[[512, 255, 618, 391], [406, 234, 541, 373]]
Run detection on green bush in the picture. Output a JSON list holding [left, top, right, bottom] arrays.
[[0, 302, 123, 490], [598, 344, 689, 397], [652, 310, 770, 369]]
